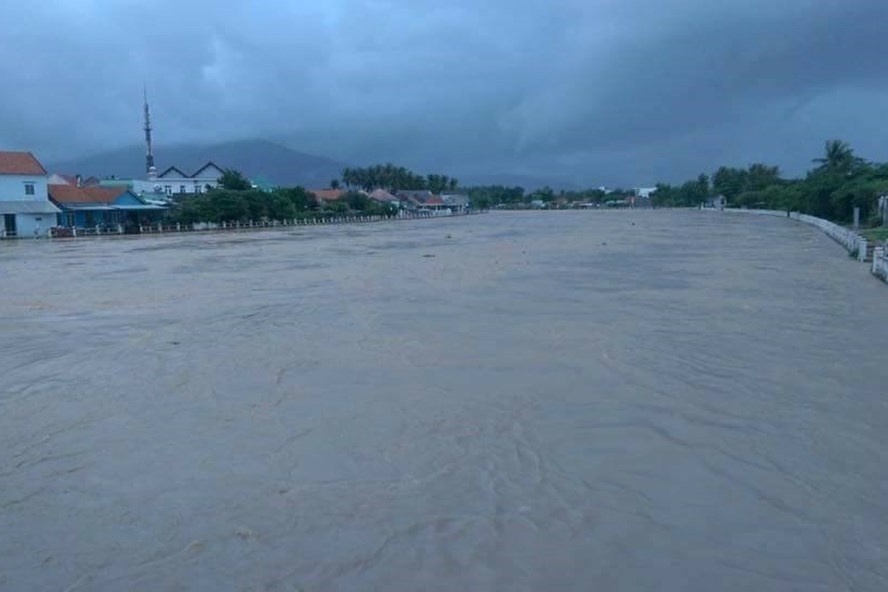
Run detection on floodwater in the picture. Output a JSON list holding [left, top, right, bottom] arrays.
[[1, 211, 886, 591]]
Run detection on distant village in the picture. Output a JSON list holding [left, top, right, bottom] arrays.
[[0, 147, 655, 239], [0, 95, 477, 238], [0, 96, 661, 239], [0, 148, 481, 239]]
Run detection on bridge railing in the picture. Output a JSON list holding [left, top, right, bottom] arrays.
[[721, 208, 868, 261]]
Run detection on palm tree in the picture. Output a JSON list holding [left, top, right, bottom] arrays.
[[814, 140, 856, 173]]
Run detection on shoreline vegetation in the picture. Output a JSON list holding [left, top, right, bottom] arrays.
[[652, 140, 888, 231], [13, 139, 887, 240], [75, 138, 888, 233]]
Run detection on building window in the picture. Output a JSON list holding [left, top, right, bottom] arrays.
[[164, 185, 172, 195], [179, 185, 186, 193], [24, 183, 35, 196], [194, 185, 202, 194]]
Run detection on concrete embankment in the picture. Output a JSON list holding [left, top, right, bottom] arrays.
[[710, 208, 887, 285], [41, 210, 486, 240]]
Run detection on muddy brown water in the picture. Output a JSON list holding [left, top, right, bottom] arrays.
[[1, 211, 886, 591]]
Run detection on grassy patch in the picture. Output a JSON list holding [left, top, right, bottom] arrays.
[[859, 228, 888, 242]]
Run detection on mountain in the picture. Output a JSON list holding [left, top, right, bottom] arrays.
[[48, 139, 580, 191], [47, 140, 348, 189]]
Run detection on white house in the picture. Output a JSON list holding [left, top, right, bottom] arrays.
[[152, 162, 226, 196], [99, 162, 227, 199], [0, 151, 60, 238], [441, 193, 470, 213]]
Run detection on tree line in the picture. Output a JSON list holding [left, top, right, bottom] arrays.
[[170, 140, 887, 227], [463, 186, 638, 209], [339, 164, 459, 193], [464, 140, 888, 226], [653, 140, 888, 225], [171, 170, 395, 224]]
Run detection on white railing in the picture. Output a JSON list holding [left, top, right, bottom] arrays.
[[41, 209, 487, 239], [720, 208, 869, 261], [872, 247, 888, 282]]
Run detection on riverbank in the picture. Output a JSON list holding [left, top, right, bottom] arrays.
[[711, 208, 888, 285], [0, 210, 488, 241]]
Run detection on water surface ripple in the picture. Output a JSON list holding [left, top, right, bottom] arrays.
[[1, 211, 886, 591]]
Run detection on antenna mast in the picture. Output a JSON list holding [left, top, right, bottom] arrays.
[[143, 86, 156, 178]]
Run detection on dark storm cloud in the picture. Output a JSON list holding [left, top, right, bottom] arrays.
[[1, 0, 887, 185]]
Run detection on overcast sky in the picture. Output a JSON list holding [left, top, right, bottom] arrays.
[[2, 0, 888, 186]]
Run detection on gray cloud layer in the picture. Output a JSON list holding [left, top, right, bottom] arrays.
[[2, 0, 888, 185]]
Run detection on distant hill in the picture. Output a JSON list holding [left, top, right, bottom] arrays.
[[48, 139, 580, 192], [48, 140, 349, 189]]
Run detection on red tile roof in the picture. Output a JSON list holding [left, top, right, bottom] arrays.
[[424, 195, 445, 206], [0, 151, 46, 175], [311, 189, 347, 201], [49, 184, 126, 204], [48, 184, 88, 203], [82, 186, 127, 203]]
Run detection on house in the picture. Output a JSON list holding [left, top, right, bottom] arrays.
[[49, 185, 166, 231], [0, 151, 61, 238], [102, 161, 226, 199], [47, 173, 78, 186], [441, 193, 470, 213], [421, 195, 449, 212], [394, 189, 439, 211], [250, 175, 277, 192], [369, 189, 400, 208], [155, 161, 226, 196], [310, 189, 347, 204], [396, 190, 434, 203]]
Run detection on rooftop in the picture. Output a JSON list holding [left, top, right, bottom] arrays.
[[311, 189, 347, 201], [0, 151, 47, 176], [49, 184, 131, 204]]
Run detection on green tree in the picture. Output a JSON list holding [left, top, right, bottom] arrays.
[[746, 164, 781, 191], [218, 169, 252, 191], [813, 140, 857, 174], [174, 195, 211, 224], [209, 190, 249, 222], [712, 167, 747, 202], [266, 192, 296, 220], [280, 186, 316, 211], [344, 191, 371, 211], [242, 190, 269, 220]]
